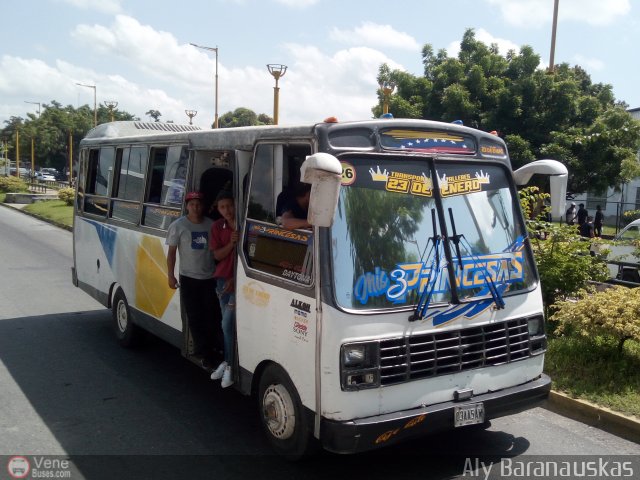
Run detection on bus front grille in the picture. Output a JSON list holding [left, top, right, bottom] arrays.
[[378, 317, 545, 386]]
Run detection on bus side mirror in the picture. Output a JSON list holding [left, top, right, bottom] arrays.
[[300, 153, 342, 227], [514, 159, 568, 220]]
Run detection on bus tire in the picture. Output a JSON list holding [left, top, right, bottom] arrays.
[[258, 364, 318, 460], [112, 288, 142, 348]]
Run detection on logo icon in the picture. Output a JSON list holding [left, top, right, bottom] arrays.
[[7, 456, 30, 479]]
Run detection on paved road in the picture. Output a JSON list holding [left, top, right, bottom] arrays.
[[0, 205, 639, 480]]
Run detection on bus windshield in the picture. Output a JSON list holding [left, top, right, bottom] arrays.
[[331, 158, 534, 311]]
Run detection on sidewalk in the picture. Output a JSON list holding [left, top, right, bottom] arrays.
[[0, 199, 638, 444]]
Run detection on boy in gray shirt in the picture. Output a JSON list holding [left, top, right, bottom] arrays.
[[166, 191, 219, 368]]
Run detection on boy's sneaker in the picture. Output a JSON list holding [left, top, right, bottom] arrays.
[[221, 365, 234, 388], [210, 361, 227, 380]]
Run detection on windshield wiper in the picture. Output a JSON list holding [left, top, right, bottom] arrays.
[[447, 208, 506, 310], [410, 209, 444, 321]]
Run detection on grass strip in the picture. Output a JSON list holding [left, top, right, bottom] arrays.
[[22, 199, 73, 228], [545, 335, 640, 417]]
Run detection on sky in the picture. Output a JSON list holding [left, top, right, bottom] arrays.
[[0, 0, 638, 129]]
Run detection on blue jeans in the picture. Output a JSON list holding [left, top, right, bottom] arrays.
[[216, 278, 236, 364]]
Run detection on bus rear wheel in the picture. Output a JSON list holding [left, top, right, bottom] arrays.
[[258, 364, 317, 460], [112, 288, 142, 348]]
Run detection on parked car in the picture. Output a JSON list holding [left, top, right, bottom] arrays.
[[590, 218, 640, 282], [35, 171, 56, 182]]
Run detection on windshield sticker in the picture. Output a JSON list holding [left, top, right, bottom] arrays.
[[438, 170, 490, 197], [380, 129, 476, 154], [340, 161, 357, 186], [353, 251, 524, 306], [366, 166, 493, 198], [369, 166, 433, 197]]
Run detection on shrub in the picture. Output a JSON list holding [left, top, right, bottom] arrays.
[[57, 187, 75, 206], [551, 286, 640, 352], [622, 209, 640, 225], [0, 176, 28, 193], [519, 187, 610, 315]]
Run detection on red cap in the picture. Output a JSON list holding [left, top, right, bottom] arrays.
[[185, 191, 203, 202]]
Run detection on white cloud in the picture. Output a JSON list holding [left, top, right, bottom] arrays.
[[57, 0, 123, 14], [446, 28, 520, 58], [277, 44, 404, 123], [485, 0, 631, 28], [573, 54, 605, 71], [1, 12, 402, 128], [330, 22, 421, 51]]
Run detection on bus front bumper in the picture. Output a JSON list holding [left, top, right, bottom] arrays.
[[320, 373, 551, 454]]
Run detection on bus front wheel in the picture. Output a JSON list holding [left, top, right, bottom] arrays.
[[112, 288, 142, 348], [258, 364, 317, 459]]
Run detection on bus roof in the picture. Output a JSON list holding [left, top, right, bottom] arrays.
[[79, 119, 509, 163]]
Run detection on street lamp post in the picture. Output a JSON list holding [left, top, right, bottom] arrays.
[[379, 80, 396, 115], [549, 0, 559, 73], [104, 100, 118, 122], [267, 64, 287, 125], [24, 101, 41, 117], [185, 110, 198, 125], [190, 43, 219, 128], [76, 83, 97, 127]]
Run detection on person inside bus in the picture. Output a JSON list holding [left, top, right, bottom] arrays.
[[276, 182, 311, 230], [209, 190, 238, 388], [166, 191, 218, 369]]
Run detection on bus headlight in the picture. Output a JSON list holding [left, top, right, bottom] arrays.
[[527, 316, 544, 337], [527, 315, 547, 355], [340, 342, 379, 391]]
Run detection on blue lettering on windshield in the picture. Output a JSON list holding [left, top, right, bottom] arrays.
[[353, 267, 390, 304], [352, 250, 524, 306]]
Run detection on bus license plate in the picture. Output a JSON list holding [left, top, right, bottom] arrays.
[[454, 403, 485, 427]]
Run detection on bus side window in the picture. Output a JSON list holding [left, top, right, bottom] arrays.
[[243, 143, 313, 286], [141, 145, 186, 230], [84, 147, 114, 217], [111, 145, 147, 224]]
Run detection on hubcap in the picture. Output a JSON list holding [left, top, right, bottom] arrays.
[[262, 383, 296, 440], [116, 300, 128, 332]]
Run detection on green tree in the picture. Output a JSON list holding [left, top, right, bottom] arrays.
[[145, 110, 162, 122], [1, 101, 136, 174], [377, 28, 640, 194], [218, 107, 273, 128]]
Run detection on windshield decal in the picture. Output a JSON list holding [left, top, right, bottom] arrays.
[[438, 170, 490, 197], [352, 238, 525, 306], [364, 166, 493, 198], [423, 293, 506, 327], [369, 166, 433, 197]]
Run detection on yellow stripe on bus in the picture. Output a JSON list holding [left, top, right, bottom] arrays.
[[136, 236, 175, 318]]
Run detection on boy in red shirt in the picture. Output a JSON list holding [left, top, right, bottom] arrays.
[[209, 191, 238, 387]]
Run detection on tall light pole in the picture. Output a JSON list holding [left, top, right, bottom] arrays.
[[76, 82, 97, 127], [185, 110, 198, 125], [24, 101, 41, 117], [267, 64, 287, 125], [104, 100, 118, 122], [15, 128, 20, 177], [379, 80, 396, 115], [190, 43, 219, 128], [548, 0, 559, 73]]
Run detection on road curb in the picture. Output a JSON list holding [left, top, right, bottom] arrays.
[[545, 390, 640, 444]]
